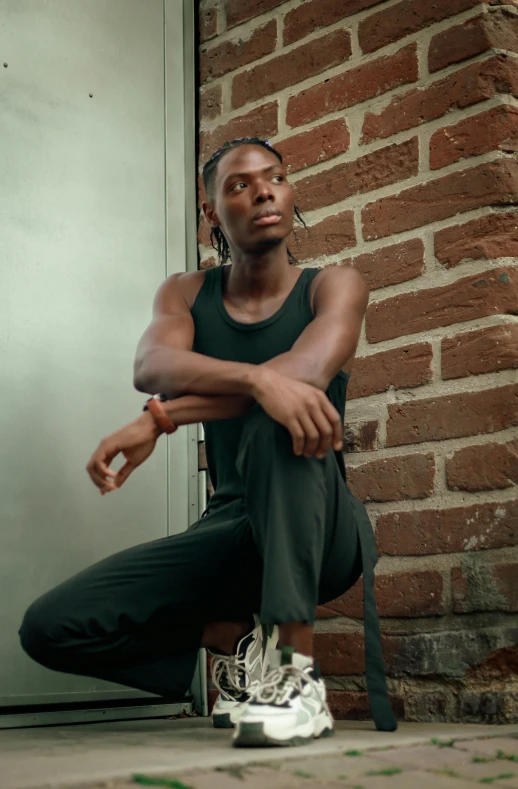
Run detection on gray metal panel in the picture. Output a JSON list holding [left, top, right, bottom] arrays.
[[0, 0, 193, 709]]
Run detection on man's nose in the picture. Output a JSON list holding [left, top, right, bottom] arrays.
[[253, 181, 274, 203]]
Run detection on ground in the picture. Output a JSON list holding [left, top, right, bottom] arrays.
[[1, 719, 518, 789]]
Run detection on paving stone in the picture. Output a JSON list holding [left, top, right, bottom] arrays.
[[172, 766, 304, 789], [337, 768, 476, 788], [372, 743, 475, 772], [276, 753, 392, 782], [455, 736, 518, 757]]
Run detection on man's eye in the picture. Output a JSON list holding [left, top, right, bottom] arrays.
[[230, 182, 246, 192], [273, 175, 284, 182]]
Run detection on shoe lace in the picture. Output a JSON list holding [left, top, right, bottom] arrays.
[[249, 664, 318, 707], [211, 653, 252, 701]]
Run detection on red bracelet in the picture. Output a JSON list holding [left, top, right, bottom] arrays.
[[145, 396, 177, 435]]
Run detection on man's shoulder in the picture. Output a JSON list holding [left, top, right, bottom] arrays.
[[163, 269, 208, 310]]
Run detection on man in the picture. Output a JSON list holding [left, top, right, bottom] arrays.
[[19, 138, 397, 746]]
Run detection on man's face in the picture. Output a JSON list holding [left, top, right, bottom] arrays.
[[207, 145, 295, 256]]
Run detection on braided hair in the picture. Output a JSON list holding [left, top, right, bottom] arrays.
[[201, 137, 308, 266]]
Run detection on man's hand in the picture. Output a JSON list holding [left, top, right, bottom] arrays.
[[249, 367, 343, 459], [86, 412, 161, 495]]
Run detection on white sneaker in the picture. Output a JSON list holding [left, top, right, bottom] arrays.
[[210, 616, 278, 729], [232, 646, 334, 747]]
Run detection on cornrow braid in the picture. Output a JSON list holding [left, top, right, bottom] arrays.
[[202, 136, 309, 267]]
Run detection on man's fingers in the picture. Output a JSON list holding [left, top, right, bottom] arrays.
[[289, 419, 306, 456], [309, 408, 334, 458], [298, 413, 323, 458], [322, 399, 343, 450], [114, 461, 137, 489]]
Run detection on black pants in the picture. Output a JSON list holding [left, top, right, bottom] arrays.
[[19, 407, 396, 730]]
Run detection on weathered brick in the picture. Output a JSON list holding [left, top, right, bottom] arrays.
[[362, 55, 518, 143], [348, 453, 435, 503], [348, 342, 432, 400], [232, 29, 351, 109], [341, 238, 424, 291], [386, 383, 518, 447], [198, 216, 212, 248], [362, 161, 518, 240], [383, 626, 518, 677], [457, 689, 518, 723], [199, 1, 218, 44], [343, 420, 379, 453], [366, 267, 518, 343], [292, 210, 356, 262], [294, 137, 418, 212], [326, 690, 372, 720], [200, 84, 222, 123], [320, 569, 445, 619], [446, 440, 518, 491], [430, 106, 518, 170], [200, 101, 278, 159], [377, 499, 518, 555], [435, 212, 518, 268], [404, 690, 449, 722], [314, 631, 365, 675], [429, 9, 518, 73], [275, 118, 350, 175], [287, 43, 417, 128], [200, 20, 277, 83], [200, 256, 217, 271], [284, 0, 384, 46], [226, 0, 285, 29], [442, 324, 518, 379], [453, 561, 518, 613], [467, 644, 518, 680], [198, 442, 208, 471], [359, 0, 491, 54]]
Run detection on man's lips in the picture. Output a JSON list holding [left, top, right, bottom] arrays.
[[253, 213, 282, 226]]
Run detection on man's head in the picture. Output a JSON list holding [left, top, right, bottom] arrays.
[[202, 137, 305, 265]]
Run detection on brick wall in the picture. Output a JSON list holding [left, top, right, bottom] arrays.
[[197, 0, 518, 723]]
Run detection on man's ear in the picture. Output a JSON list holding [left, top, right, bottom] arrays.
[[202, 201, 219, 227]]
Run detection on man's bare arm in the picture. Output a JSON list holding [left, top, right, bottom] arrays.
[[134, 266, 368, 399]]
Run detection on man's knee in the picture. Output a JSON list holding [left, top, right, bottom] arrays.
[[19, 594, 67, 669]]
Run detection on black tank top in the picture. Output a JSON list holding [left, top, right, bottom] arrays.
[[192, 266, 350, 510]]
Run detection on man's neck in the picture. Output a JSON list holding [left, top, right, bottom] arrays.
[[225, 245, 298, 301]]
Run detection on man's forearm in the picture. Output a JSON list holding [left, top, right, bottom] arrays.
[[163, 392, 254, 426], [134, 347, 260, 399]]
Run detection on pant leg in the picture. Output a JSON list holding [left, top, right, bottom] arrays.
[[236, 405, 361, 626], [19, 504, 262, 698], [236, 406, 398, 732]]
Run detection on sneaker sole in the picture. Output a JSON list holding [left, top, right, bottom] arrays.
[[212, 712, 235, 729], [233, 721, 334, 748]]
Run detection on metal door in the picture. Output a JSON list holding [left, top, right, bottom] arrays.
[[0, 0, 200, 719]]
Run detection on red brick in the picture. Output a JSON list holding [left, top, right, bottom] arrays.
[[314, 632, 365, 675], [294, 137, 418, 213], [362, 56, 518, 144], [343, 420, 379, 453], [320, 569, 445, 618], [385, 383, 518, 447], [366, 267, 518, 343], [284, 0, 384, 45], [200, 101, 278, 160], [348, 342, 432, 399], [430, 106, 518, 170], [341, 238, 424, 291], [377, 499, 518, 555], [435, 212, 518, 268], [291, 210, 356, 262], [452, 561, 518, 612], [275, 119, 350, 175], [231, 29, 351, 110], [442, 324, 518, 379], [359, 0, 488, 54], [349, 453, 435, 502], [362, 161, 518, 241], [287, 43, 417, 128], [198, 213, 212, 247], [200, 20, 277, 83], [327, 690, 405, 719], [199, 84, 222, 123], [429, 9, 518, 73], [199, 2, 218, 44], [446, 440, 518, 491], [226, 0, 286, 29]]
